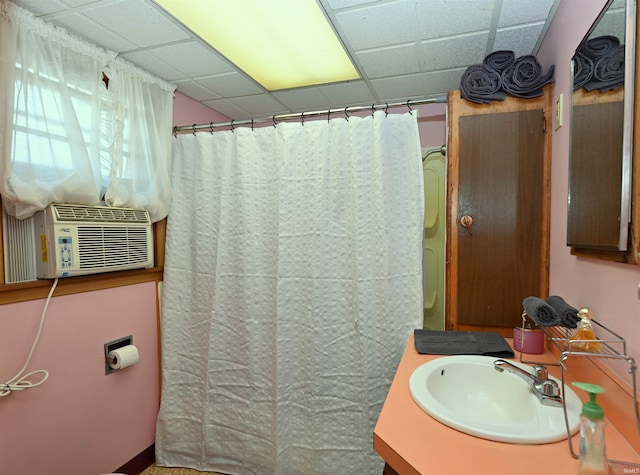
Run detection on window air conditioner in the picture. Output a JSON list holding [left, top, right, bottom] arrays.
[[34, 203, 154, 279]]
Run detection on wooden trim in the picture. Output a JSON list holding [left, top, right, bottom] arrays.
[[115, 444, 155, 475], [0, 266, 164, 304]]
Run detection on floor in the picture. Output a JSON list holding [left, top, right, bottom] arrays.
[[139, 464, 226, 475]]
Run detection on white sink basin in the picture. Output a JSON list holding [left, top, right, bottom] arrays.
[[409, 355, 582, 444]]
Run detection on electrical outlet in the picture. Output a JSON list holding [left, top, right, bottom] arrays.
[[555, 94, 563, 130]]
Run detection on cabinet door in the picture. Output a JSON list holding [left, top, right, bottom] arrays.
[[446, 90, 551, 335]]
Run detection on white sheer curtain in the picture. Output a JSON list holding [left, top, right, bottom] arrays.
[[103, 58, 174, 221], [0, 2, 174, 221], [156, 112, 424, 475]]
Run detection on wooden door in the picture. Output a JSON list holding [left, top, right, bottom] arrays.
[[446, 89, 551, 336]]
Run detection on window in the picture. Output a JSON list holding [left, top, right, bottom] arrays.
[[0, 3, 172, 303]]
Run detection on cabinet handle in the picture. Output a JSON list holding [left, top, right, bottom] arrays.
[[460, 215, 473, 235]]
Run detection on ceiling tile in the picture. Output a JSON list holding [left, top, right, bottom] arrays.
[[48, 12, 138, 52], [323, 0, 379, 9], [334, 0, 420, 50], [317, 81, 375, 107], [121, 50, 187, 81], [172, 79, 221, 102], [195, 73, 264, 98], [271, 87, 335, 113], [356, 43, 422, 79], [200, 99, 252, 122], [497, 0, 557, 27], [60, 0, 107, 6], [11, 0, 68, 15], [212, 95, 290, 120], [493, 24, 545, 57], [422, 68, 466, 98], [420, 33, 490, 71], [80, 0, 190, 49], [141, 42, 236, 80], [415, 0, 494, 39], [369, 74, 428, 103]]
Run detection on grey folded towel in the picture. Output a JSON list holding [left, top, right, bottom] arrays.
[[580, 35, 620, 60], [546, 295, 581, 329], [572, 52, 594, 90], [459, 64, 506, 104], [573, 36, 624, 92], [522, 296, 560, 327], [483, 50, 515, 74], [414, 329, 514, 358], [585, 45, 625, 92], [501, 55, 555, 99]]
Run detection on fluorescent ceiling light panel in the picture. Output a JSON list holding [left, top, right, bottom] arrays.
[[155, 0, 360, 90]]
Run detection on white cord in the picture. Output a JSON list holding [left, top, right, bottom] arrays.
[[0, 278, 58, 398]]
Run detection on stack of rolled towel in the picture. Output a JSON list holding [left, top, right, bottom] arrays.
[[573, 35, 624, 92], [460, 50, 555, 104], [522, 295, 581, 328]]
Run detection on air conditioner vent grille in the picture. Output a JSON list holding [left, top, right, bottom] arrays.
[[77, 226, 151, 269], [53, 204, 150, 224]]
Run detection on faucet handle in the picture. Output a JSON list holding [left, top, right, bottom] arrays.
[[532, 365, 548, 383], [538, 380, 561, 397]]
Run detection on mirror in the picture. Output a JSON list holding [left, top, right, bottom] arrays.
[[567, 0, 635, 256]]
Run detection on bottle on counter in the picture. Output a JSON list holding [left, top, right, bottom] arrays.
[[572, 381, 609, 475]]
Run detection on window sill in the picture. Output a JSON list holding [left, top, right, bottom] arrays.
[[0, 266, 163, 305]]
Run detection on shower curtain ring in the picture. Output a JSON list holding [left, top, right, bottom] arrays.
[[273, 115, 277, 128], [327, 110, 331, 123], [231, 120, 235, 132], [172, 126, 177, 138], [371, 104, 375, 116], [301, 112, 305, 126], [192, 124, 196, 135], [209, 122, 214, 134], [251, 119, 254, 131], [385, 103, 389, 117], [344, 107, 350, 121], [406, 100, 413, 115]]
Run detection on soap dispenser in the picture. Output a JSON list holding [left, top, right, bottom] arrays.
[[572, 382, 608, 475]]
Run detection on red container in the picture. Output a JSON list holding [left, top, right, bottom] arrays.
[[513, 326, 545, 354]]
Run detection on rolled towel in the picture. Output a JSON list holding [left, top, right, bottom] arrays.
[[578, 35, 620, 60], [460, 64, 506, 104], [572, 52, 594, 90], [483, 50, 515, 74], [546, 295, 581, 329], [522, 296, 561, 327], [501, 56, 555, 99], [584, 45, 625, 92]]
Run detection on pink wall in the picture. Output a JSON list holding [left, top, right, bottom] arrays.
[[173, 91, 229, 128], [537, 0, 640, 381], [0, 282, 159, 474]]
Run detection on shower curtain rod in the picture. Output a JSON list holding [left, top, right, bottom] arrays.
[[173, 95, 448, 134]]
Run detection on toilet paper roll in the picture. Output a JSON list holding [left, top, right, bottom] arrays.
[[108, 345, 139, 370]]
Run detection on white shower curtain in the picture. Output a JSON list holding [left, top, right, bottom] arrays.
[[156, 111, 424, 475]]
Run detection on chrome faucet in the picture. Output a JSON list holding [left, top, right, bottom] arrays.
[[494, 359, 563, 407]]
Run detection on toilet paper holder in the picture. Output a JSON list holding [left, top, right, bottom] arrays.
[[104, 335, 133, 375]]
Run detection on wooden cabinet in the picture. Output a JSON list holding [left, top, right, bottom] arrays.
[[445, 88, 552, 336]]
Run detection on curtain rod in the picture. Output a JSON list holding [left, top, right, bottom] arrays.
[[173, 95, 448, 134]]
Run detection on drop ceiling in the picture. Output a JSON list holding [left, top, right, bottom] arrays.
[[11, 0, 560, 121]]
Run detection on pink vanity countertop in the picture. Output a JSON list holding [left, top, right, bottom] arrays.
[[374, 334, 640, 475]]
